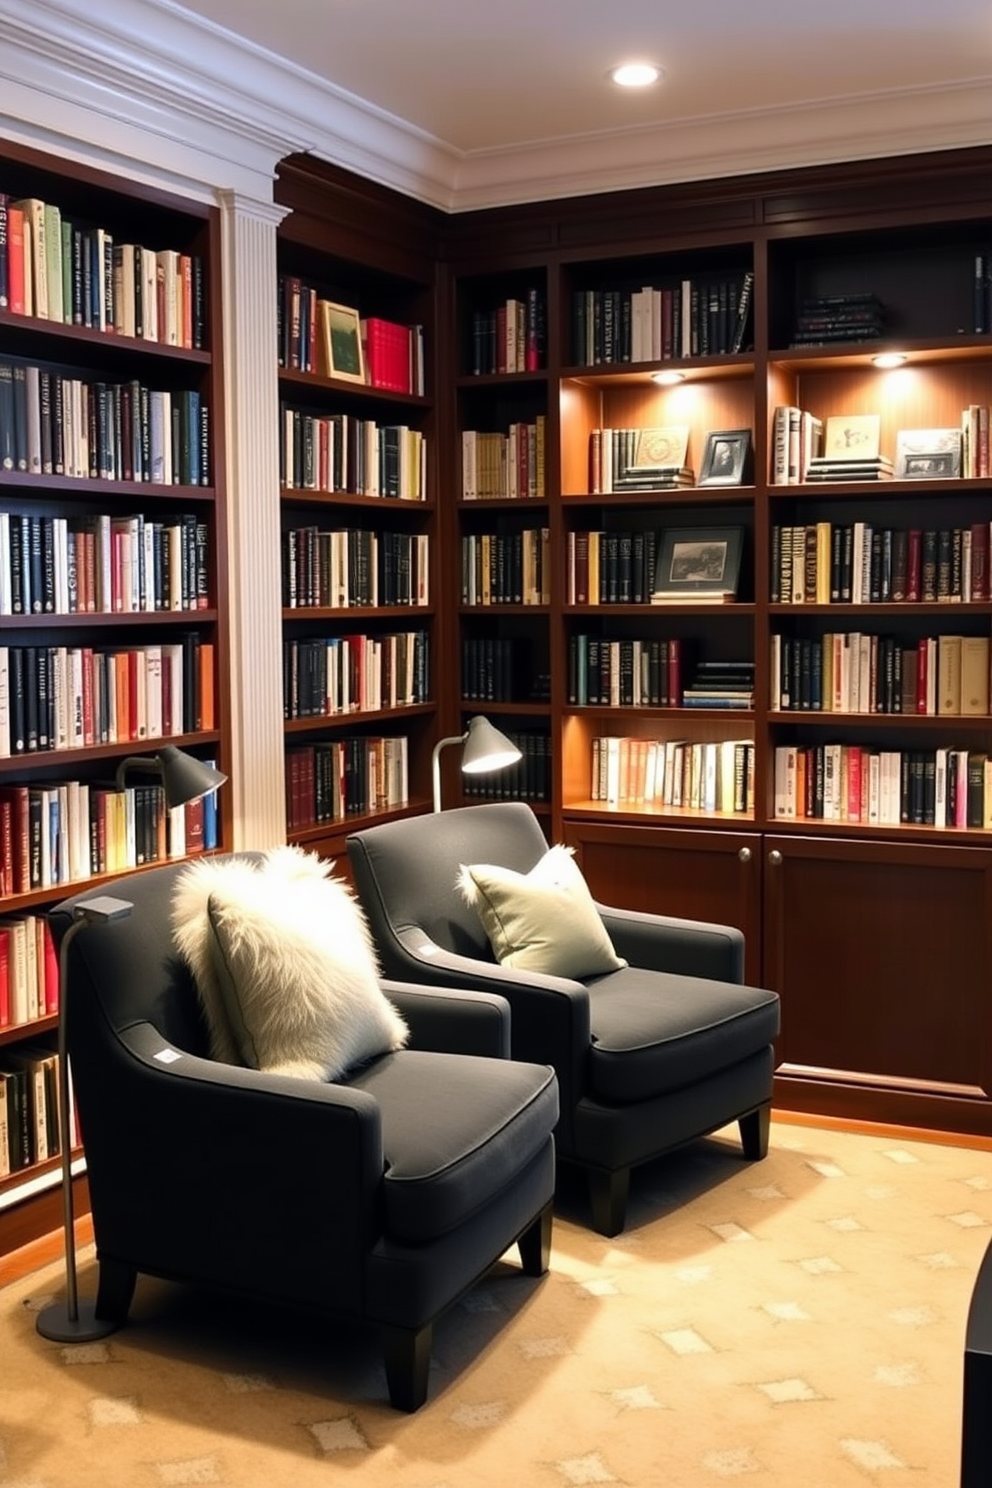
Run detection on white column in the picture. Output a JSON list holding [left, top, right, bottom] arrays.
[[218, 190, 288, 849]]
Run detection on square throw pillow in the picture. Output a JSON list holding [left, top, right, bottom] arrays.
[[172, 846, 408, 1081], [458, 844, 627, 979]]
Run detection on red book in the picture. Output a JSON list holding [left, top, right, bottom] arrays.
[[0, 925, 10, 1026], [0, 785, 30, 893], [7, 204, 25, 315], [916, 640, 929, 714], [970, 522, 989, 601], [668, 638, 682, 706], [42, 919, 59, 1015], [184, 794, 205, 854]]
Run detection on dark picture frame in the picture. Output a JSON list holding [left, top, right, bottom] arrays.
[[698, 428, 752, 486], [319, 299, 366, 383], [652, 525, 744, 602]]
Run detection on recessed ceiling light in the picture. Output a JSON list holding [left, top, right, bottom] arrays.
[[611, 62, 662, 89], [652, 369, 684, 385], [872, 352, 907, 368]]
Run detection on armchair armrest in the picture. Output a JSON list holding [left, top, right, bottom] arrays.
[[596, 903, 745, 983], [381, 980, 512, 1057]]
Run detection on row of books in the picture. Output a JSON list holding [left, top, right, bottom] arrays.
[[0, 193, 206, 348], [462, 731, 551, 804], [462, 637, 524, 704], [569, 636, 687, 708], [0, 509, 209, 618], [276, 279, 425, 394], [773, 743, 992, 829], [460, 419, 547, 500], [0, 1045, 68, 1176], [0, 363, 209, 485], [566, 528, 659, 606], [789, 292, 886, 348], [282, 527, 429, 609], [0, 914, 58, 1027], [571, 272, 754, 366], [770, 406, 990, 483], [0, 636, 214, 758], [591, 734, 755, 815], [460, 529, 551, 607], [279, 405, 427, 500], [0, 775, 219, 897], [587, 424, 694, 493], [770, 522, 991, 606], [283, 630, 429, 719], [771, 633, 991, 717], [468, 291, 546, 375], [285, 735, 408, 830]]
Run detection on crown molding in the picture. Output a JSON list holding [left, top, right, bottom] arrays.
[[449, 77, 992, 211], [0, 0, 988, 214]]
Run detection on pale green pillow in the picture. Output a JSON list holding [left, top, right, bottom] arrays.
[[457, 844, 627, 979]]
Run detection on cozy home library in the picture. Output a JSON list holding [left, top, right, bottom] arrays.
[[1, 57, 991, 1473]]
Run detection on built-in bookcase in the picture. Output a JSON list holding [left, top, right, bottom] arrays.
[[0, 139, 229, 1243], [443, 146, 992, 1138], [274, 156, 442, 862]]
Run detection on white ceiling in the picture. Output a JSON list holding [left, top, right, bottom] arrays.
[[168, 0, 992, 209]]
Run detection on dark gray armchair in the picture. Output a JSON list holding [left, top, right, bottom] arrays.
[[49, 855, 558, 1411], [347, 802, 780, 1236]]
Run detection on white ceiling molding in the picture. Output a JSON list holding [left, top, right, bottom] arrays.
[[450, 77, 992, 211], [0, 0, 988, 215]]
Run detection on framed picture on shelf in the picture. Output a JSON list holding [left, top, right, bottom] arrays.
[[699, 428, 752, 486], [894, 427, 963, 479], [651, 526, 744, 603], [319, 300, 366, 383]]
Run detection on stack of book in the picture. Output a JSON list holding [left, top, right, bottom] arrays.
[[805, 413, 892, 481], [681, 660, 755, 709], [806, 453, 893, 482], [790, 293, 886, 347]]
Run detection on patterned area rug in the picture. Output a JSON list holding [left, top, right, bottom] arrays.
[[2, 1119, 989, 1488]]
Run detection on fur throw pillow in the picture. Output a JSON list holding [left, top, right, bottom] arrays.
[[171, 846, 408, 1081]]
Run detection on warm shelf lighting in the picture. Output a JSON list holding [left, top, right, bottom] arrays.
[[872, 352, 907, 368], [611, 62, 661, 88], [651, 369, 685, 385]]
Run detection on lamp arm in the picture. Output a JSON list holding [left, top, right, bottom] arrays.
[[114, 755, 160, 792], [431, 733, 468, 813]]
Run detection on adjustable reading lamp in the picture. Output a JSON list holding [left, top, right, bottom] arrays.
[[431, 715, 522, 812], [36, 895, 134, 1343], [114, 744, 227, 807]]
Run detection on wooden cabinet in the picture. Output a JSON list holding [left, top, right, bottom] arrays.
[[0, 139, 229, 1244], [764, 831, 992, 1132], [563, 819, 763, 984]]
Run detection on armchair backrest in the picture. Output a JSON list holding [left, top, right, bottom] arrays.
[[348, 802, 550, 967]]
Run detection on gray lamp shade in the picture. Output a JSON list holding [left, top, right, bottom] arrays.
[[115, 746, 227, 809], [460, 715, 522, 774]]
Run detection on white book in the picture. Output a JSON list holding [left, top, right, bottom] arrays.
[[0, 646, 8, 758], [0, 511, 10, 615], [145, 644, 163, 739], [8, 918, 29, 1025]]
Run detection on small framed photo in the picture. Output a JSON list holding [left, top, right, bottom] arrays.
[[699, 428, 752, 486], [652, 526, 745, 603], [319, 300, 366, 383], [894, 427, 962, 479]]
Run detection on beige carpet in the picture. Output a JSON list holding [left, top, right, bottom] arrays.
[[3, 1119, 989, 1488]]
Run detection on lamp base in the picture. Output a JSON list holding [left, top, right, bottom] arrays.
[[36, 1300, 120, 1343]]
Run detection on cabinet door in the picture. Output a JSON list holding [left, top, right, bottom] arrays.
[[563, 821, 763, 984], [764, 832, 992, 1133]]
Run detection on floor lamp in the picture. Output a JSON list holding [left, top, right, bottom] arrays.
[[432, 715, 522, 812], [36, 746, 227, 1344]]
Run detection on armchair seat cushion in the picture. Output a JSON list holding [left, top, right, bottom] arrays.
[[585, 968, 780, 1105], [349, 1049, 558, 1244]]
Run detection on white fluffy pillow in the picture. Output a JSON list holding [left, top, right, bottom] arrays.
[[172, 846, 408, 1081], [458, 844, 627, 979]]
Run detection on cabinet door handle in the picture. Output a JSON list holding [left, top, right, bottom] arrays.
[[737, 847, 752, 863], [768, 849, 783, 867]]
